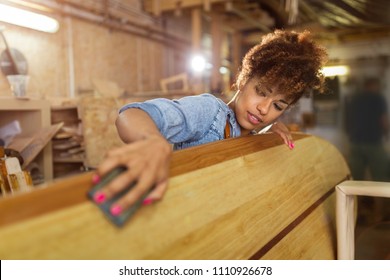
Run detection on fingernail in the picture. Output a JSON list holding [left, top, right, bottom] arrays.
[[110, 205, 123, 216], [92, 174, 100, 184], [142, 198, 154, 206], [289, 142, 295, 149], [93, 191, 106, 204]]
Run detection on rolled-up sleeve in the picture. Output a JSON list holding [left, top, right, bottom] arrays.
[[119, 94, 221, 144]]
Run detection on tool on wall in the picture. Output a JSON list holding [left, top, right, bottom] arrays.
[[0, 26, 28, 76]]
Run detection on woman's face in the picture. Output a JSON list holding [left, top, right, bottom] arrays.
[[232, 78, 290, 135]]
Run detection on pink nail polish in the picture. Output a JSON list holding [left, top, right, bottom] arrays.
[[92, 174, 100, 184], [290, 142, 295, 149], [110, 205, 123, 216], [143, 198, 154, 206], [93, 191, 106, 204]]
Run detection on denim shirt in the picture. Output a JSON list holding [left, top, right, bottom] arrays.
[[119, 94, 241, 150]]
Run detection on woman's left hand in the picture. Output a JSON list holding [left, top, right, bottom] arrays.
[[270, 122, 294, 149]]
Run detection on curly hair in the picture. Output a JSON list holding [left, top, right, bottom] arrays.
[[235, 29, 328, 104]]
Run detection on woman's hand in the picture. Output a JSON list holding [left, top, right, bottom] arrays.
[[270, 122, 294, 149], [91, 135, 172, 216]]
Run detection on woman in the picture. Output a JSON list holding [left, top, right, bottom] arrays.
[[92, 29, 328, 217]]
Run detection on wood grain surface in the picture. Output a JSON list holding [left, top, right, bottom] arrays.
[[0, 133, 350, 259]]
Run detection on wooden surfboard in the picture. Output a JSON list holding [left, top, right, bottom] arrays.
[[0, 133, 350, 259]]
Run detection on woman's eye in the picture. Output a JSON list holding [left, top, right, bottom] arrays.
[[274, 103, 283, 111]]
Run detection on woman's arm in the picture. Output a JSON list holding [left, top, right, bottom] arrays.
[[116, 108, 164, 143], [93, 108, 172, 216], [92, 94, 231, 216]]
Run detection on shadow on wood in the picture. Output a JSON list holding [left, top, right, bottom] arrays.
[[0, 133, 350, 259]]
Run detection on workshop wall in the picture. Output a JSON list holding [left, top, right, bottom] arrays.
[[0, 14, 188, 100]]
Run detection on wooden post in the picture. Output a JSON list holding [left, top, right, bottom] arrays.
[[336, 184, 355, 259], [191, 8, 202, 52], [203, 0, 211, 12], [191, 8, 203, 93], [152, 0, 161, 16], [211, 12, 222, 93], [232, 31, 242, 83]]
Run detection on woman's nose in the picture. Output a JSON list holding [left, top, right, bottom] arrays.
[[257, 98, 272, 115]]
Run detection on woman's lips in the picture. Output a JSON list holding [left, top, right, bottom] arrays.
[[247, 112, 262, 125]]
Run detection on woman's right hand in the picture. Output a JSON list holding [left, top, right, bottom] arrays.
[[270, 121, 295, 149], [91, 134, 172, 216]]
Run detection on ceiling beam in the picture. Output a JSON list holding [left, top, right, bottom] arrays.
[[143, 0, 229, 16], [225, 3, 271, 32]]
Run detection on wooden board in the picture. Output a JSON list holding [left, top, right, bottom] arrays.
[[20, 123, 64, 168], [0, 133, 350, 259], [78, 96, 124, 168], [6, 135, 34, 152]]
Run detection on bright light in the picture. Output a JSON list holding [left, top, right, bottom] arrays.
[[0, 4, 59, 33], [219, 66, 228, 74], [191, 55, 206, 72], [321, 65, 349, 77]]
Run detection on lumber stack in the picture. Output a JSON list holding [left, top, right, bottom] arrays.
[[0, 133, 350, 259]]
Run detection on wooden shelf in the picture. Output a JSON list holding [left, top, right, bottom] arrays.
[[0, 97, 53, 182], [53, 157, 85, 163], [51, 104, 85, 178]]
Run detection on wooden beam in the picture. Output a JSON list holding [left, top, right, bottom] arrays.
[[191, 8, 202, 51], [242, 31, 267, 46], [226, 3, 271, 32], [144, 0, 229, 14], [223, 18, 267, 31], [232, 31, 242, 78]]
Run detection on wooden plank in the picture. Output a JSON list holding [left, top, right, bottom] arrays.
[[0, 133, 350, 259], [21, 123, 64, 168], [6, 135, 34, 152], [261, 193, 337, 259], [170, 132, 307, 176], [0, 133, 301, 227]]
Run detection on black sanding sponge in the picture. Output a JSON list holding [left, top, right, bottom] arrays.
[[87, 166, 150, 227]]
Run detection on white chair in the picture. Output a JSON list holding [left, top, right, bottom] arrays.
[[336, 180, 390, 259]]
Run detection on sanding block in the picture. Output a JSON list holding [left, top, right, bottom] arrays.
[[87, 166, 150, 227]]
